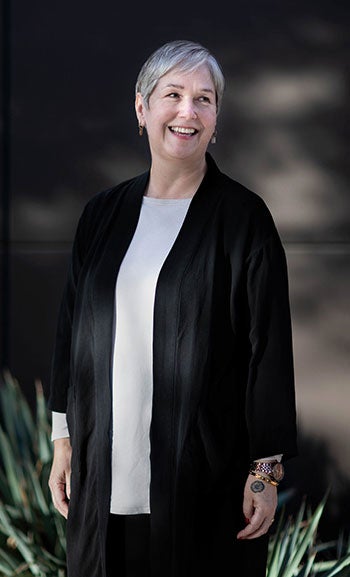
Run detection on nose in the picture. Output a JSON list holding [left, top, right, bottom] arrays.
[[178, 97, 197, 119]]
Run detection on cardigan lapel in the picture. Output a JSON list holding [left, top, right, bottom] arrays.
[[91, 170, 149, 528], [92, 169, 149, 384], [150, 153, 227, 571]]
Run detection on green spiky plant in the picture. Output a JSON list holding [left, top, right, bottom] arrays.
[[0, 370, 350, 576], [267, 492, 350, 576], [0, 370, 66, 576]]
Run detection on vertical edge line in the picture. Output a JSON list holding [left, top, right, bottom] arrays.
[[1, 0, 12, 369]]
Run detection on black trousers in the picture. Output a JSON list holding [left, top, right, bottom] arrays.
[[106, 514, 151, 577], [105, 513, 268, 577]]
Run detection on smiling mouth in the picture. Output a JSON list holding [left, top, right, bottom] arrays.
[[169, 126, 198, 135]]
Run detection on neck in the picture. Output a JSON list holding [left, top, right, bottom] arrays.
[[145, 156, 207, 199]]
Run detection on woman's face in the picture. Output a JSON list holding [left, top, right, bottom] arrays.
[[135, 64, 217, 165]]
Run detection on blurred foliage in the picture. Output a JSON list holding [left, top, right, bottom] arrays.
[[267, 492, 350, 576], [0, 371, 350, 576], [0, 371, 66, 576]]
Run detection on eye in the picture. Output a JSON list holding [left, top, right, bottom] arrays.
[[198, 95, 211, 103], [166, 92, 180, 99]]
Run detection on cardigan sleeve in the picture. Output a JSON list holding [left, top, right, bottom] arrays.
[[47, 201, 93, 412], [244, 226, 298, 462]]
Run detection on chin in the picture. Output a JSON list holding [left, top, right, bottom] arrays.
[[167, 145, 203, 162]]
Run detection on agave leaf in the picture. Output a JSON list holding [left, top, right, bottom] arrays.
[[2, 504, 25, 521], [276, 517, 295, 576], [276, 493, 328, 577], [313, 560, 344, 571], [0, 560, 13, 576], [315, 540, 340, 554], [0, 386, 17, 451], [39, 462, 54, 509], [268, 514, 295, 577], [277, 499, 307, 576], [35, 380, 52, 465], [337, 530, 344, 560], [39, 546, 66, 567], [52, 511, 67, 557], [267, 508, 286, 576], [0, 372, 67, 574], [267, 531, 282, 576], [0, 506, 42, 576], [321, 553, 350, 577], [288, 497, 307, 553], [2, 372, 35, 451], [0, 427, 24, 508], [13, 565, 32, 577], [0, 469, 13, 504], [23, 461, 50, 516], [333, 566, 350, 577], [295, 549, 317, 577], [0, 546, 19, 571]]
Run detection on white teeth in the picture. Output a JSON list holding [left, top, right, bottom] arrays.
[[170, 126, 196, 135]]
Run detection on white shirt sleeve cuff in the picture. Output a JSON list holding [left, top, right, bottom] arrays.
[[51, 411, 70, 441], [254, 454, 283, 462]]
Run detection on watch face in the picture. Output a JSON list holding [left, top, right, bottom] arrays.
[[272, 462, 285, 481]]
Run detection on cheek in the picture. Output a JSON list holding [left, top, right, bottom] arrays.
[[206, 111, 218, 127], [199, 108, 217, 129], [145, 111, 170, 131]]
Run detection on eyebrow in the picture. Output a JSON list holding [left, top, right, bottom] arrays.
[[163, 83, 215, 94]]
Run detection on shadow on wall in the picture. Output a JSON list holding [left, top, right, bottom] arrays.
[[283, 430, 350, 542]]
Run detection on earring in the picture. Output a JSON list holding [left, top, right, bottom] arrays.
[[139, 124, 144, 137], [211, 131, 217, 144]]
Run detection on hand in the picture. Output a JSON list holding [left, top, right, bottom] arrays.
[[48, 437, 72, 519], [237, 474, 277, 540]]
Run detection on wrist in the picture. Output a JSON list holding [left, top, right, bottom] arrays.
[[249, 471, 279, 487], [249, 460, 284, 485], [53, 437, 71, 450]]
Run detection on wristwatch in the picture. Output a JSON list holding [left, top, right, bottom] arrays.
[[250, 460, 285, 483]]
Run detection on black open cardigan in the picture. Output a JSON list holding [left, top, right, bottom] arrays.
[[48, 153, 298, 577]]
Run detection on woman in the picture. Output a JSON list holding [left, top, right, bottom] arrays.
[[48, 40, 298, 577]]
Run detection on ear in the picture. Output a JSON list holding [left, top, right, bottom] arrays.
[[135, 92, 146, 126]]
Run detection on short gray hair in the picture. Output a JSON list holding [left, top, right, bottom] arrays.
[[135, 40, 225, 113]]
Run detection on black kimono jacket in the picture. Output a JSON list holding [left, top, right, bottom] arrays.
[[48, 153, 297, 577]]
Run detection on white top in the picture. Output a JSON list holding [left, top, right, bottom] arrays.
[[51, 195, 282, 513], [110, 195, 192, 514]]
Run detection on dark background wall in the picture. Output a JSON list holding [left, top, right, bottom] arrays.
[[1, 0, 349, 541]]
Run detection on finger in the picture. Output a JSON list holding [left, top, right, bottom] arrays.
[[242, 500, 254, 523], [245, 518, 272, 539], [237, 516, 273, 540], [66, 470, 71, 500], [55, 495, 69, 519], [52, 489, 68, 518], [241, 490, 254, 528], [50, 482, 69, 519], [237, 508, 265, 539]]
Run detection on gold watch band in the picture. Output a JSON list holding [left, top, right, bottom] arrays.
[[249, 470, 279, 487]]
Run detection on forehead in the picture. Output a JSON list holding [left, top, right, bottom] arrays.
[[156, 64, 215, 90]]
